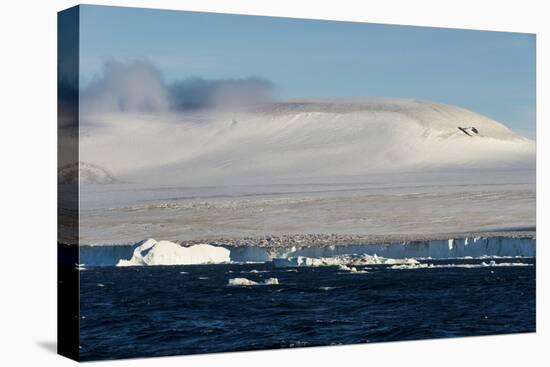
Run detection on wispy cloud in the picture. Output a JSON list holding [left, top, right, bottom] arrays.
[[82, 60, 171, 114], [81, 60, 274, 115]]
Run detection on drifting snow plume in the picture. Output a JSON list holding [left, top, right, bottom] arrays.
[[82, 60, 171, 114], [81, 60, 274, 115], [169, 77, 274, 110]]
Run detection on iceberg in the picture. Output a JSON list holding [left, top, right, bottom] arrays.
[[115, 239, 230, 266]]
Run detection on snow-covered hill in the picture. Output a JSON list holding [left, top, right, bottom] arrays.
[[79, 98, 535, 185]]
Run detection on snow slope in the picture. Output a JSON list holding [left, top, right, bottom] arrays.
[[79, 98, 535, 186]]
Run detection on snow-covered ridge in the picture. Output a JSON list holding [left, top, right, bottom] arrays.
[[78, 235, 535, 267], [252, 98, 527, 141], [79, 98, 535, 185]]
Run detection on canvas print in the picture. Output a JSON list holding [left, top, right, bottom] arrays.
[[58, 5, 536, 361]]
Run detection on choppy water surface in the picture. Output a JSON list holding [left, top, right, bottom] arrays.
[[80, 258, 535, 361]]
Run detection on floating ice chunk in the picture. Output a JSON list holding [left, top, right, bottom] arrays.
[[384, 258, 419, 266], [228, 277, 279, 286], [241, 269, 269, 274], [263, 277, 279, 285], [273, 254, 420, 268], [228, 278, 258, 286], [390, 263, 430, 270], [338, 265, 369, 274], [115, 239, 230, 266]]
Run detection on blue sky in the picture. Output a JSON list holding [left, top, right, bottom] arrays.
[[79, 5, 536, 138]]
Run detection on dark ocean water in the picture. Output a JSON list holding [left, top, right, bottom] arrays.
[[80, 258, 536, 361]]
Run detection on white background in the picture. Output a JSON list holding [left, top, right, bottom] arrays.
[[0, 0, 548, 365]]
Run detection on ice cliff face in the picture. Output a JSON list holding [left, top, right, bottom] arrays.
[[78, 236, 535, 267], [228, 236, 536, 262], [79, 98, 535, 186]]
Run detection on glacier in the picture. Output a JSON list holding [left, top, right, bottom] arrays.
[[75, 98, 535, 245], [78, 236, 535, 267], [73, 99, 536, 264]]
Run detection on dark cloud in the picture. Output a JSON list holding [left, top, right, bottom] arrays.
[[169, 77, 274, 110], [81, 60, 275, 115]]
